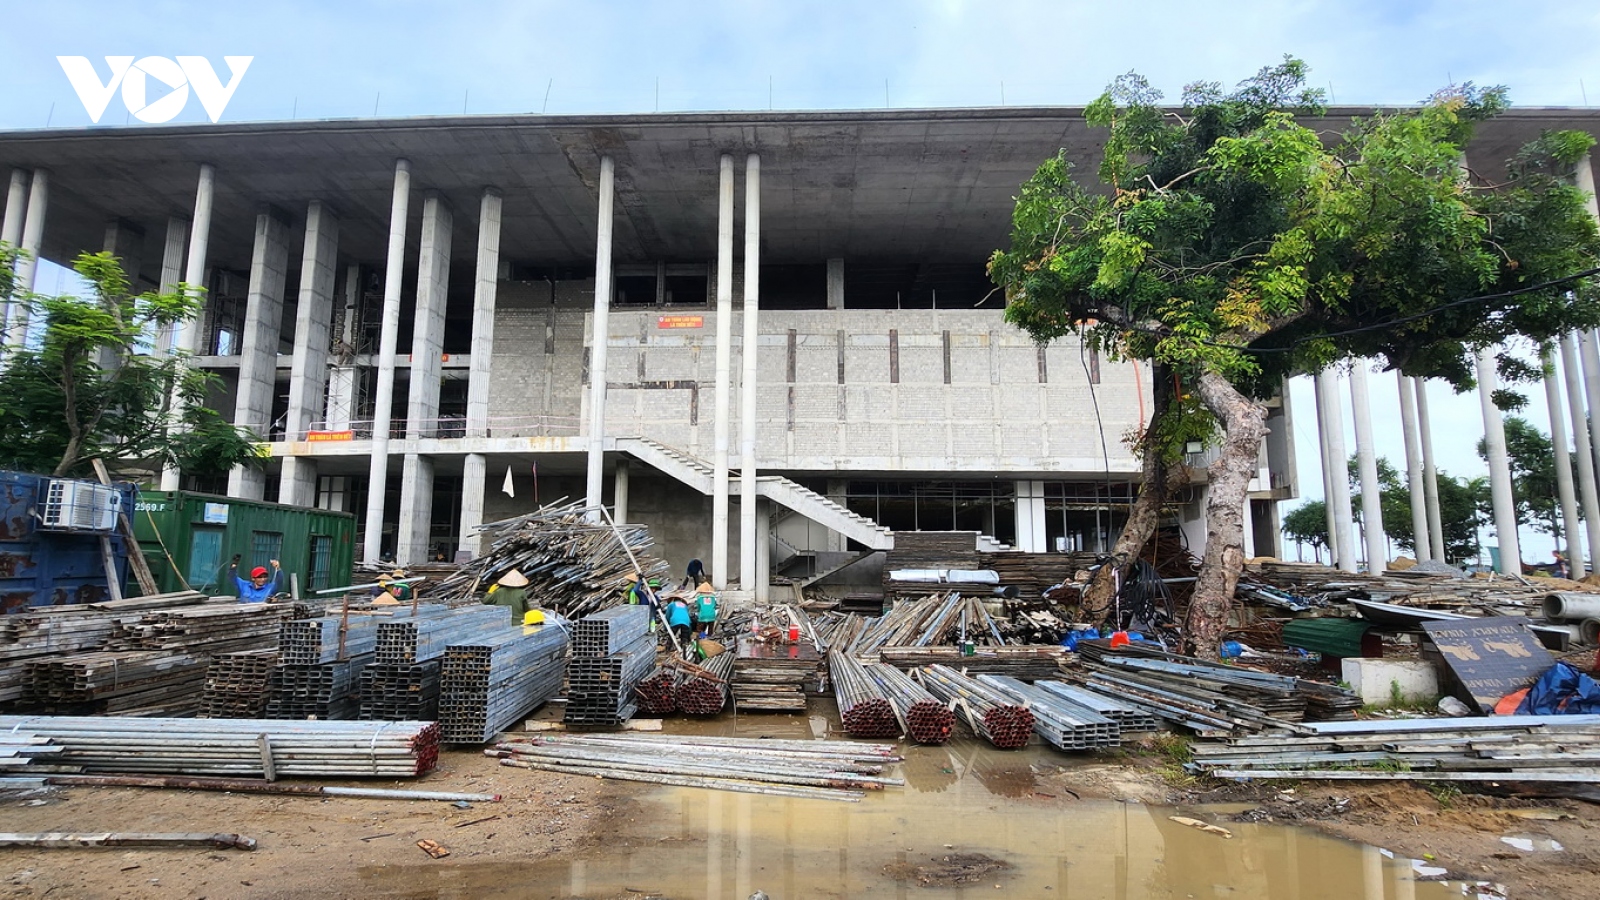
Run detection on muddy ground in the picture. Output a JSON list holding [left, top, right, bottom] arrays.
[[3, 739, 1598, 899]]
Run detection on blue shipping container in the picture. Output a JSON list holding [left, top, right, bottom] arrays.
[[0, 470, 135, 613]]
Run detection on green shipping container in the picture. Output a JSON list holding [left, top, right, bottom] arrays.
[[130, 491, 356, 598]]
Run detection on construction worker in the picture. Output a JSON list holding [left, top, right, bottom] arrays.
[[485, 569, 529, 619], [230, 557, 282, 603], [680, 558, 708, 590], [694, 582, 719, 638], [666, 594, 694, 651]]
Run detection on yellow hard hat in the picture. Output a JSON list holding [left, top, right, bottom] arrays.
[[523, 609, 545, 625]]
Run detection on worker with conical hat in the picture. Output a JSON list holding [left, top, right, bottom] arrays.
[[694, 582, 718, 638], [485, 569, 529, 619]]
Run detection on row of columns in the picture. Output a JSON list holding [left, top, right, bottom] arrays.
[[1, 168, 49, 354]]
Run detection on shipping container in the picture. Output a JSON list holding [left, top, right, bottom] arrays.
[[0, 470, 136, 613], [131, 491, 356, 597]]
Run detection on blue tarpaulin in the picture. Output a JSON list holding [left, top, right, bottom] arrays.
[[1515, 662, 1600, 716]]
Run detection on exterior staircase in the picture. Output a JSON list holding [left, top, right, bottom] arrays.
[[616, 438, 895, 550]]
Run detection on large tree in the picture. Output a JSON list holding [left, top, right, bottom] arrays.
[[1280, 499, 1328, 562], [1475, 415, 1575, 539], [0, 248, 262, 478], [990, 58, 1600, 655]]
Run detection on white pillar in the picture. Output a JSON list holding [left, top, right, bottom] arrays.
[[1015, 480, 1048, 552], [460, 453, 486, 558], [1319, 369, 1357, 572], [0, 170, 27, 338], [1562, 334, 1600, 576], [1582, 330, 1600, 497], [397, 192, 452, 566], [1543, 348, 1583, 574], [755, 499, 772, 604], [1241, 494, 1257, 558], [1312, 374, 1341, 565], [279, 201, 340, 507], [1478, 349, 1522, 574], [227, 209, 291, 500], [1414, 378, 1447, 563], [161, 163, 215, 491], [584, 157, 615, 519], [1349, 364, 1388, 573], [325, 263, 360, 431], [613, 458, 630, 525], [465, 189, 502, 440], [712, 154, 734, 588], [153, 216, 188, 354], [5, 169, 48, 351], [362, 159, 411, 563], [739, 153, 761, 593], [1396, 375, 1431, 563], [826, 258, 844, 309]]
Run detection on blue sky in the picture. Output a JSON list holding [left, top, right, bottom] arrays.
[[4, 0, 1600, 563]]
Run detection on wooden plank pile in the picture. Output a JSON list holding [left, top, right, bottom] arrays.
[[732, 634, 820, 712], [22, 651, 208, 717], [430, 500, 670, 618]]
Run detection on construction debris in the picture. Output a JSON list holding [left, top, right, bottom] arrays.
[[0, 832, 257, 850]]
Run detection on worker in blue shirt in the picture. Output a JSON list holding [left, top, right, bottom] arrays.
[[230, 556, 282, 603]]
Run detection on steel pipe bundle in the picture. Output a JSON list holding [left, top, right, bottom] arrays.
[[673, 652, 733, 715], [109, 602, 293, 656], [375, 605, 513, 666], [358, 660, 441, 721], [572, 605, 652, 657], [865, 662, 953, 745], [565, 633, 655, 725], [264, 655, 373, 720], [491, 733, 903, 802], [199, 650, 279, 719], [977, 674, 1120, 751], [22, 650, 208, 716], [278, 606, 449, 665], [0, 727, 57, 770], [633, 665, 680, 716], [0, 716, 442, 777], [829, 651, 900, 739], [439, 624, 570, 743], [1032, 680, 1159, 732], [917, 664, 1034, 749]]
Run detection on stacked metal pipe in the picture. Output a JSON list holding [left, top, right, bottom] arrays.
[[278, 606, 450, 666], [0, 716, 442, 777], [375, 605, 513, 666], [199, 650, 279, 718], [976, 674, 1120, 751], [264, 655, 372, 720], [439, 624, 569, 743], [491, 733, 903, 802], [1032, 680, 1159, 733], [865, 662, 953, 745], [633, 665, 680, 716], [917, 664, 1035, 749], [108, 602, 294, 656], [565, 606, 654, 725], [673, 652, 733, 716], [828, 651, 900, 739], [358, 660, 441, 721]]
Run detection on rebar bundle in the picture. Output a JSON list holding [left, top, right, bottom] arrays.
[[976, 674, 1120, 751], [865, 662, 953, 745], [439, 625, 570, 744], [828, 651, 901, 739], [430, 500, 670, 618], [374, 605, 513, 666], [0, 715, 441, 777], [672, 652, 733, 716], [358, 660, 441, 721], [264, 655, 373, 720], [199, 650, 279, 718], [633, 665, 680, 716], [491, 733, 903, 802], [917, 665, 1035, 750]]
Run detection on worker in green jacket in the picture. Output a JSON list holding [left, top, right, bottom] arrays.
[[485, 569, 530, 619]]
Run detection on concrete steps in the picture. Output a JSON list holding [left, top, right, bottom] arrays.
[[796, 549, 885, 588]]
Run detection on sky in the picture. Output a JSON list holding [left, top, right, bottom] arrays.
[[3, 0, 1599, 564]]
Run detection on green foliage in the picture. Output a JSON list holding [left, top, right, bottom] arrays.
[[1348, 454, 1484, 562], [1281, 500, 1329, 557], [0, 248, 263, 478], [1474, 416, 1576, 537]]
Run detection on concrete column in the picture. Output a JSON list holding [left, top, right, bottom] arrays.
[[1581, 331, 1600, 498], [826, 258, 844, 310], [825, 479, 848, 552], [459, 453, 486, 557], [325, 263, 360, 430], [584, 157, 615, 519], [1015, 480, 1048, 552], [1543, 348, 1583, 573], [279, 201, 340, 507], [755, 499, 772, 603], [5, 169, 48, 351], [153, 216, 188, 354], [1318, 369, 1357, 572], [739, 153, 761, 592], [1562, 334, 1600, 575], [227, 208, 292, 500], [712, 154, 734, 588], [1478, 349, 1522, 574], [1396, 375, 1431, 563], [613, 458, 630, 524], [396, 454, 434, 565], [161, 163, 215, 491], [1312, 374, 1341, 565], [465, 189, 503, 439], [1414, 378, 1447, 562], [1348, 364, 1388, 573], [396, 193, 452, 566], [0, 170, 26, 247], [362, 159, 412, 563]]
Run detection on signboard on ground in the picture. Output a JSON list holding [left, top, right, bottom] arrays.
[[1422, 616, 1553, 714]]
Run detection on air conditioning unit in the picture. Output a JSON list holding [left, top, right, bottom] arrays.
[[40, 479, 121, 532]]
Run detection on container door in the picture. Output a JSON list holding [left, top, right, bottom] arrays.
[[188, 526, 225, 593]]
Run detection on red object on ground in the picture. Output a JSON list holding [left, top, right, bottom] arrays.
[[1109, 631, 1130, 649]]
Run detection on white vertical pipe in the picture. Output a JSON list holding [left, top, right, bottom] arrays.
[[1478, 348, 1522, 574], [1320, 370, 1358, 572], [159, 163, 215, 491], [1312, 374, 1340, 565], [1396, 375, 1430, 562], [6, 169, 48, 349], [0, 169, 30, 359], [1543, 347, 1582, 574], [362, 159, 411, 563], [739, 153, 760, 594], [585, 158, 615, 521], [1562, 334, 1600, 576], [1414, 378, 1447, 562], [1349, 364, 1388, 573], [712, 154, 734, 589]]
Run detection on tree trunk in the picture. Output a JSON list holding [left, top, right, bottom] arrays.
[[1185, 368, 1270, 658]]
